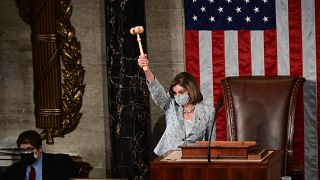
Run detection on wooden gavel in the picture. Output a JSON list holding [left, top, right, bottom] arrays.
[[130, 26, 148, 71]]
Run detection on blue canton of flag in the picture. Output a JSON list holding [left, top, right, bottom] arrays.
[[184, 0, 276, 30]]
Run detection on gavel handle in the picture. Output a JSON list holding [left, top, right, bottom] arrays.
[[137, 34, 148, 71]]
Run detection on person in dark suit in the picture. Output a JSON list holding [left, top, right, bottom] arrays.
[[5, 130, 77, 180]]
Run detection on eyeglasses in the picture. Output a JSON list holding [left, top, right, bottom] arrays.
[[19, 147, 36, 154]]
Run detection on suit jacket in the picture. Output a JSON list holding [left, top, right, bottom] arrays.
[[5, 153, 77, 180], [147, 78, 216, 156]]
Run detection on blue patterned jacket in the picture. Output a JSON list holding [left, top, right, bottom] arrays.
[[147, 78, 216, 156]]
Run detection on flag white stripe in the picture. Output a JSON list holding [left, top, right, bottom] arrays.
[[225, 31, 239, 77], [276, 0, 290, 75], [301, 0, 318, 179], [199, 31, 214, 106], [251, 31, 265, 76]]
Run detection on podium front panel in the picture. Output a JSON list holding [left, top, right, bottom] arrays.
[[151, 150, 281, 180]]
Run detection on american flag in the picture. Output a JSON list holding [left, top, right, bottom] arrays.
[[184, 0, 319, 179]]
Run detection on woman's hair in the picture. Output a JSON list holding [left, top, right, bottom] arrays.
[[169, 72, 203, 104], [16, 130, 42, 148]]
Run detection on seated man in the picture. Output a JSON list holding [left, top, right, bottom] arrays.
[[5, 130, 77, 180]]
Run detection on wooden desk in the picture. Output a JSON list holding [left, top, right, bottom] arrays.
[[151, 150, 281, 180]]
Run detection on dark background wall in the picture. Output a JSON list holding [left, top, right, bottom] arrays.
[[0, 0, 184, 178]]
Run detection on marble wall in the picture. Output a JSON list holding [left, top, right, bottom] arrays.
[[0, 0, 184, 178]]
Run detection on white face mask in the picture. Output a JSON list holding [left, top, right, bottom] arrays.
[[174, 93, 190, 106]]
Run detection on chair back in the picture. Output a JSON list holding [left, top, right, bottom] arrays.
[[221, 76, 304, 175]]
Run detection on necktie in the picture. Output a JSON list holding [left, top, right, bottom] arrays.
[[29, 166, 35, 180]]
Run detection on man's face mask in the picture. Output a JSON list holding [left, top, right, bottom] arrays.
[[20, 150, 38, 165], [174, 93, 190, 106]]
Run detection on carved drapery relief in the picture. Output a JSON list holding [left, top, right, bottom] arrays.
[[15, 0, 85, 144]]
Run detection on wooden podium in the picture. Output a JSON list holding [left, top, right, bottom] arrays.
[[151, 141, 282, 180]]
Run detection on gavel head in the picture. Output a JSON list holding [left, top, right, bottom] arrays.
[[130, 26, 144, 35]]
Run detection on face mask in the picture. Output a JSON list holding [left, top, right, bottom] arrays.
[[174, 93, 190, 106], [20, 152, 38, 165]]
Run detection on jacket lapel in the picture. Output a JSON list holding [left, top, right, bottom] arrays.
[[175, 105, 186, 136], [187, 105, 204, 137], [17, 163, 27, 180], [42, 153, 49, 180]]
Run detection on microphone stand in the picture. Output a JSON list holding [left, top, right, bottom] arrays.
[[208, 99, 223, 162]]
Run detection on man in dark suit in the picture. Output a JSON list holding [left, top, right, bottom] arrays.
[[5, 130, 77, 180]]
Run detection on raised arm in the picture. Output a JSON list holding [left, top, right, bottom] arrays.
[[138, 54, 170, 110]]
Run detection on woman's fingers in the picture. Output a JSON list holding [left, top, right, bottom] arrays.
[[138, 54, 149, 68]]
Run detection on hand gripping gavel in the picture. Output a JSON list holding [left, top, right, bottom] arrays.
[[130, 26, 148, 71]]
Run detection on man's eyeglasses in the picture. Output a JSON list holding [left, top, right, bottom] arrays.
[[19, 147, 36, 154]]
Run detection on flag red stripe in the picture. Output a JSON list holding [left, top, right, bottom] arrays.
[[315, 0, 320, 178], [212, 31, 227, 140], [288, 1, 303, 76], [185, 30, 200, 85], [264, 30, 278, 76], [238, 31, 252, 76], [288, 0, 304, 165]]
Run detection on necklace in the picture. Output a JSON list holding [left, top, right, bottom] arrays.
[[183, 105, 195, 114]]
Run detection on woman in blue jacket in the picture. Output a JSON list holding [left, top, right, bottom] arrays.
[[138, 54, 216, 156]]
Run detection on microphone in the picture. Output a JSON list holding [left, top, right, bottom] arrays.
[[208, 99, 223, 162]]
